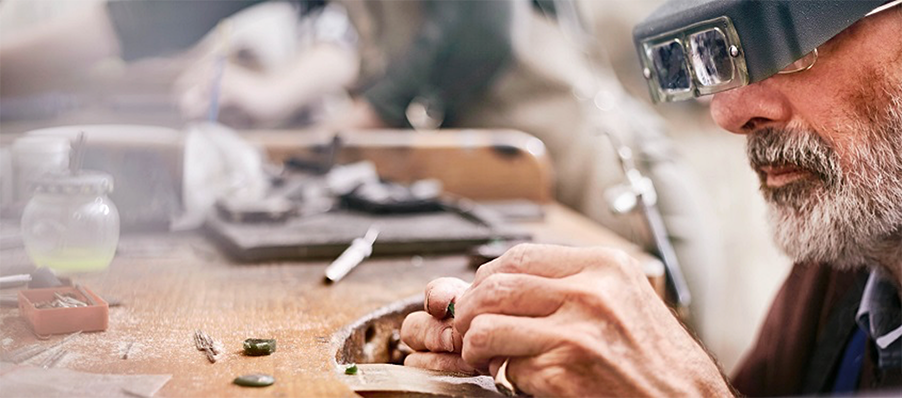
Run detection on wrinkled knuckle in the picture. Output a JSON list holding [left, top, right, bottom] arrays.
[[579, 247, 610, 269], [558, 329, 595, 354], [502, 243, 534, 272], [567, 285, 606, 310], [603, 248, 631, 265], [465, 317, 493, 350], [472, 294, 499, 314], [461, 334, 485, 364], [570, 288, 604, 308], [482, 275, 514, 302], [613, 250, 635, 266], [598, 248, 640, 274], [614, 251, 642, 273]]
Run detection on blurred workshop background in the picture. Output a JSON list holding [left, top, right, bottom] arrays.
[[0, 0, 792, 374]]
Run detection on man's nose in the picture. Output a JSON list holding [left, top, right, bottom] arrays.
[[709, 82, 793, 135]]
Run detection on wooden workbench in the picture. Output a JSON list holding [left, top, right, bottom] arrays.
[[0, 204, 653, 397]]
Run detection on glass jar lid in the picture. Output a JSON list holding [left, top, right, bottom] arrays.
[[32, 171, 114, 195]]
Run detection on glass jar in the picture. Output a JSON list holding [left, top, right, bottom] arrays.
[[21, 171, 120, 273]]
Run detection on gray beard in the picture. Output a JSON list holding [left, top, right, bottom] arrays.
[[747, 93, 902, 270]]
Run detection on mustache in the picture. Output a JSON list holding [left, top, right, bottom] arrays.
[[746, 128, 841, 187]]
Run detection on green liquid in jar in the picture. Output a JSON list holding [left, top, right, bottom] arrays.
[[26, 247, 115, 272]]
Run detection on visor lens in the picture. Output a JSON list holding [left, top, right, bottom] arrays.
[[688, 29, 733, 86], [650, 40, 691, 92], [638, 16, 748, 102]]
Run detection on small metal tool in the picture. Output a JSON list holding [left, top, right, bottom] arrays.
[[323, 227, 379, 284], [0, 274, 31, 289], [40, 348, 67, 369], [74, 284, 97, 306], [122, 341, 135, 360], [1, 330, 81, 363], [193, 329, 221, 363], [51, 292, 87, 308]]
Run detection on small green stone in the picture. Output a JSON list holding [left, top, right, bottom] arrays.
[[345, 364, 358, 375], [243, 338, 276, 356], [447, 302, 455, 318], [233, 373, 275, 387]]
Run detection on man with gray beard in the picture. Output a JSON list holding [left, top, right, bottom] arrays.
[[399, 1, 902, 396], [724, 83, 902, 397], [746, 93, 902, 268]]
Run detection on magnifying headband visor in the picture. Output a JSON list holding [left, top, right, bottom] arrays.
[[633, 0, 887, 103]]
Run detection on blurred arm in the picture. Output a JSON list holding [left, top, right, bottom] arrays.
[[0, 0, 271, 96], [177, 42, 359, 127], [0, 4, 120, 96]]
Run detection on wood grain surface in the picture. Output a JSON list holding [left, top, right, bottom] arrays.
[[0, 204, 654, 397]]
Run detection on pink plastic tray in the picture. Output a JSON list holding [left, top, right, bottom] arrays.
[[18, 286, 109, 335]]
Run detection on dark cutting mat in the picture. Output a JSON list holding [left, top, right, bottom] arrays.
[[205, 209, 531, 263]]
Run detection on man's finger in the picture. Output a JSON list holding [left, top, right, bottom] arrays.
[[400, 311, 462, 353], [472, 244, 636, 288], [496, 356, 541, 397], [454, 273, 565, 335], [461, 314, 554, 370], [404, 352, 479, 374], [424, 277, 470, 318]]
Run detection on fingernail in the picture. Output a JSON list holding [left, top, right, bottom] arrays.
[[441, 327, 454, 352]]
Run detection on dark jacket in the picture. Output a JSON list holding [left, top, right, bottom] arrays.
[[732, 263, 902, 396]]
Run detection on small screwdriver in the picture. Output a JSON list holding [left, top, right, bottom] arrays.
[[323, 227, 379, 284]]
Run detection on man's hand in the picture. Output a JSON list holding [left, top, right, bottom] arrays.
[[401, 244, 732, 397], [400, 277, 477, 374]]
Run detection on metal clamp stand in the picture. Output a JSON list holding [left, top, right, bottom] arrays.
[[547, 0, 692, 309]]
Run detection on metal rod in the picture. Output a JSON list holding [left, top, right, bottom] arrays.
[[40, 348, 67, 369], [323, 226, 379, 284], [549, 0, 692, 309], [75, 284, 97, 306], [0, 274, 31, 288], [70, 131, 86, 174], [122, 341, 135, 360], [1, 330, 81, 363], [636, 192, 692, 307]]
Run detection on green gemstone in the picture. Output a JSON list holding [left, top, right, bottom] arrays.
[[345, 364, 358, 375], [447, 302, 455, 318], [233, 373, 275, 387], [243, 338, 276, 356]]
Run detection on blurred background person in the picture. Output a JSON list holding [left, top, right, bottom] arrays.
[[172, 1, 360, 128], [0, 0, 359, 128]]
